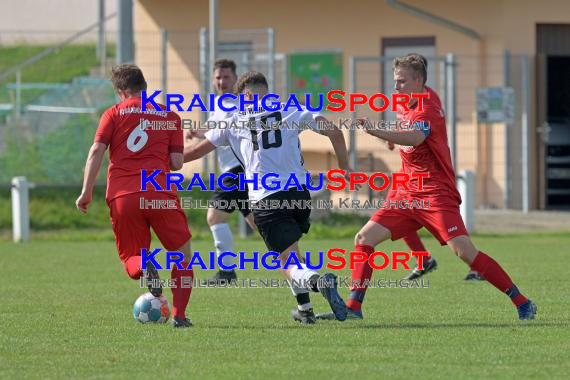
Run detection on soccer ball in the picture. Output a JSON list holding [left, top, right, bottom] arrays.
[[133, 292, 171, 324]]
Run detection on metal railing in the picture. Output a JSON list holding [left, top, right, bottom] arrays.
[[0, 13, 117, 117]]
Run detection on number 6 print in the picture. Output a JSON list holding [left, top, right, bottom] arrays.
[[127, 123, 149, 152]]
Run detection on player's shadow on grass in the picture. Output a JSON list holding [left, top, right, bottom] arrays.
[[349, 321, 569, 329], [207, 321, 568, 330]]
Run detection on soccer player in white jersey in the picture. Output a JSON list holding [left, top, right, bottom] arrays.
[[184, 71, 355, 323], [187, 59, 257, 283]]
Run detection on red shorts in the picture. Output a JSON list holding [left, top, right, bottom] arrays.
[[370, 198, 468, 245], [109, 192, 192, 264]]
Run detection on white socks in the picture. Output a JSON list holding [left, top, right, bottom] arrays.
[[290, 263, 319, 291], [290, 263, 320, 310], [210, 223, 235, 271]]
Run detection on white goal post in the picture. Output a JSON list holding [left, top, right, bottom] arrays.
[[11, 176, 30, 242], [457, 170, 475, 232]]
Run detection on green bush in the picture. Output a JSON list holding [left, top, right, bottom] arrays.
[[0, 114, 106, 184], [0, 185, 370, 239], [0, 44, 115, 104], [0, 186, 216, 231]]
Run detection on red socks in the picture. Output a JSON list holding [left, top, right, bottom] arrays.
[[402, 232, 432, 264], [347, 244, 375, 311], [470, 252, 528, 306], [123, 257, 194, 319], [348, 247, 529, 311], [171, 262, 194, 319]]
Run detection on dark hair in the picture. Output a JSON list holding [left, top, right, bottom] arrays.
[[236, 71, 268, 93], [110, 64, 147, 92], [393, 53, 428, 85], [213, 59, 237, 75]]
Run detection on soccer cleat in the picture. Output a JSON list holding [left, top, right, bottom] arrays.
[[317, 273, 347, 321], [144, 262, 162, 297], [291, 308, 317, 324], [464, 271, 486, 281], [208, 269, 237, 285], [171, 316, 193, 328], [403, 257, 438, 281], [315, 308, 363, 321], [517, 300, 537, 320]]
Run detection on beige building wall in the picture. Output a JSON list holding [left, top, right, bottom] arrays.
[[135, 0, 570, 210]]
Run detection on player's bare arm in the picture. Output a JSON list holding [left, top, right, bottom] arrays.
[[357, 116, 426, 147], [170, 152, 184, 171], [183, 139, 217, 162], [314, 116, 361, 190], [315, 116, 351, 170], [76, 142, 107, 213]]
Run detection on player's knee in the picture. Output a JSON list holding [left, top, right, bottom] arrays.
[[123, 255, 143, 279], [124, 263, 142, 280], [245, 213, 257, 230], [451, 241, 477, 264], [455, 250, 471, 264], [206, 211, 217, 226], [354, 230, 370, 246], [451, 245, 463, 259], [174, 239, 192, 259], [277, 252, 291, 274], [207, 209, 228, 226]]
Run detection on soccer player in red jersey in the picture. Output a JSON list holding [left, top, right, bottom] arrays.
[[383, 142, 438, 280], [384, 183, 438, 280], [321, 54, 536, 321], [75, 64, 194, 328], [386, 142, 484, 282]]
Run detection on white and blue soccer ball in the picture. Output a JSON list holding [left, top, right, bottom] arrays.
[[133, 292, 171, 324]]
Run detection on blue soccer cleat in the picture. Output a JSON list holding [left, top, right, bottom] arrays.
[[315, 308, 363, 321], [517, 300, 537, 320], [317, 273, 347, 321]]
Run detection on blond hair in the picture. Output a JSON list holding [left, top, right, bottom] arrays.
[[393, 53, 428, 85]]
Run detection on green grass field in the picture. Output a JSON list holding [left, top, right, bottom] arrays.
[[1, 234, 569, 379], [0, 44, 115, 104]]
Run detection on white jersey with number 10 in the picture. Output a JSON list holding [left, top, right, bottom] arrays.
[[205, 102, 321, 201]]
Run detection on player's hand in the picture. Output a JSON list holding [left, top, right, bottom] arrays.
[[387, 141, 395, 151], [75, 192, 92, 214], [342, 167, 363, 191], [355, 117, 374, 135], [186, 129, 206, 140]]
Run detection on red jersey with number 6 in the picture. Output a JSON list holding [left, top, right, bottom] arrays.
[[94, 97, 183, 203]]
